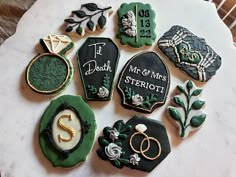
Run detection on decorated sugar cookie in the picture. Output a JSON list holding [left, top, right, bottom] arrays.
[[97, 116, 171, 172], [117, 52, 170, 113], [116, 3, 156, 48], [39, 95, 96, 168], [158, 25, 221, 82], [64, 3, 113, 36], [77, 37, 119, 101], [168, 80, 206, 138], [26, 35, 74, 95]]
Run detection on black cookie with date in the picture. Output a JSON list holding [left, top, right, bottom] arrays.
[[117, 52, 170, 113], [158, 25, 221, 82]]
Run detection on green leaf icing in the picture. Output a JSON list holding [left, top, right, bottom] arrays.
[[173, 96, 185, 107], [191, 100, 205, 110], [168, 107, 182, 121], [168, 80, 206, 138], [64, 3, 112, 36], [190, 114, 206, 127]]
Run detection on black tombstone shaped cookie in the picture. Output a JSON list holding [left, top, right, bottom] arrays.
[[97, 116, 171, 172], [77, 37, 119, 100], [117, 52, 170, 113], [158, 25, 221, 82]]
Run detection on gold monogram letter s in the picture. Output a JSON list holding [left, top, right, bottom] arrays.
[[58, 114, 76, 143]]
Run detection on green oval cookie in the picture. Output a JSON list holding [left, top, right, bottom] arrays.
[[39, 95, 96, 168]]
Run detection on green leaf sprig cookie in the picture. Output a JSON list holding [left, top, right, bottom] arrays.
[[168, 80, 206, 138]]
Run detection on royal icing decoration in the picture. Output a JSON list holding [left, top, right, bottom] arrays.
[[168, 80, 206, 138], [64, 3, 112, 36], [97, 116, 171, 172], [158, 25, 221, 81], [77, 37, 119, 101], [39, 95, 96, 167], [26, 35, 74, 95], [117, 52, 170, 113], [116, 3, 156, 48]]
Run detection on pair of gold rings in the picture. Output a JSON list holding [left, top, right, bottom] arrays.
[[129, 127, 161, 161]]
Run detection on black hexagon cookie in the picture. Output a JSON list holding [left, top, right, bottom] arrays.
[[97, 116, 171, 172]]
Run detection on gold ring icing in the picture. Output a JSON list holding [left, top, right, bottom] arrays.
[[140, 137, 161, 160], [129, 131, 150, 153], [129, 124, 162, 161]]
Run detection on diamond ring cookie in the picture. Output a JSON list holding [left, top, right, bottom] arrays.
[[39, 95, 96, 168], [117, 52, 170, 113], [158, 25, 222, 81], [26, 35, 74, 95], [116, 3, 156, 48], [168, 80, 206, 138], [97, 116, 171, 172], [77, 37, 119, 101], [64, 3, 113, 36]]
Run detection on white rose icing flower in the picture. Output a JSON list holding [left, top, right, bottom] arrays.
[[109, 128, 119, 141], [105, 143, 122, 160], [132, 94, 144, 106], [130, 153, 141, 165], [97, 86, 109, 98]]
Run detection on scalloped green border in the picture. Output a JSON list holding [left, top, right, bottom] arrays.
[[39, 95, 96, 167], [116, 3, 156, 48]]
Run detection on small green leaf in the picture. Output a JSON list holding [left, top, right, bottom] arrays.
[[187, 80, 193, 91], [177, 85, 185, 93], [72, 10, 86, 18], [116, 142, 122, 147], [64, 18, 75, 24], [191, 100, 205, 110], [98, 15, 106, 29], [114, 120, 125, 131], [76, 26, 83, 35], [118, 134, 127, 140], [191, 89, 203, 96], [83, 3, 98, 11], [65, 26, 73, 32], [119, 158, 130, 165], [87, 20, 95, 31], [103, 127, 112, 136], [168, 106, 182, 121], [98, 137, 109, 146], [97, 149, 108, 160], [173, 96, 185, 107], [114, 159, 121, 167], [190, 114, 206, 127]]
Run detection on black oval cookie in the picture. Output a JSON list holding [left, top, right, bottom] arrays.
[[97, 116, 171, 172], [117, 52, 170, 113]]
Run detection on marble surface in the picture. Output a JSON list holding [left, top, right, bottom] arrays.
[[0, 0, 236, 177]]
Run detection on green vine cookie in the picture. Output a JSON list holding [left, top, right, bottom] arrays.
[[77, 37, 119, 101], [39, 95, 96, 168], [26, 35, 74, 95], [116, 3, 156, 48], [64, 3, 113, 36], [117, 52, 170, 113], [168, 80, 206, 138], [97, 116, 171, 172]]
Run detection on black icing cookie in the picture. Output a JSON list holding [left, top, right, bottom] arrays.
[[97, 116, 171, 172], [77, 37, 119, 101], [158, 25, 221, 82], [117, 52, 170, 113]]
